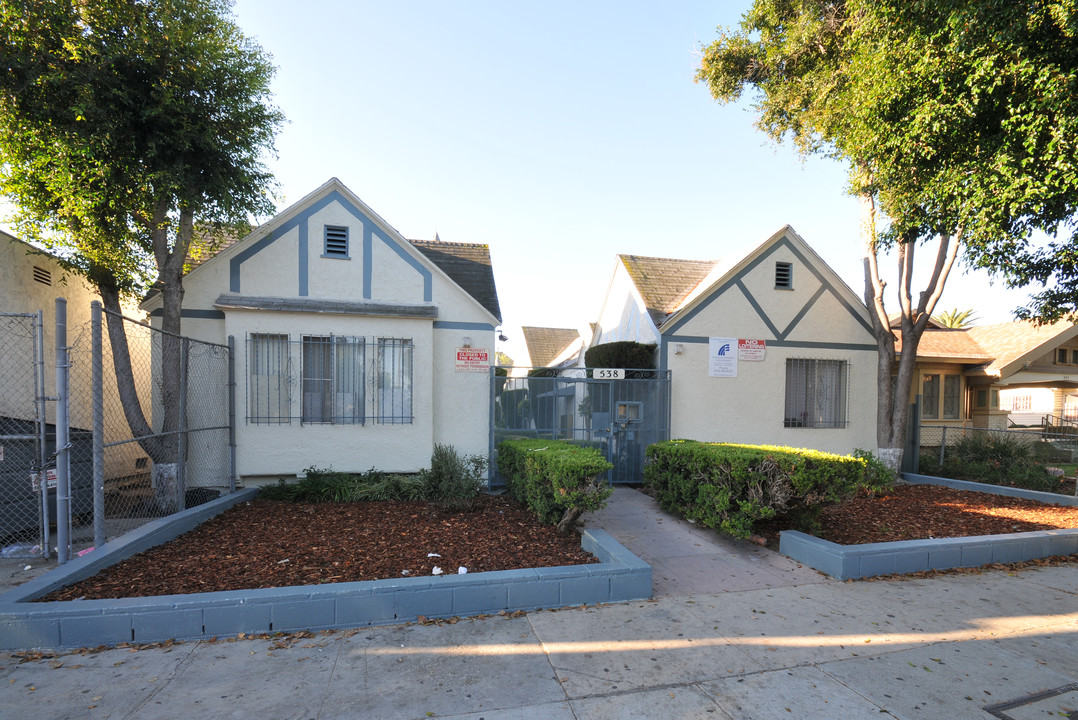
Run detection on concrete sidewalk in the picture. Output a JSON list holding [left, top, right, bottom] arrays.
[[2, 488, 1077, 719]]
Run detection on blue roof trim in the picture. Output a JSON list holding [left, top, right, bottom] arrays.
[[148, 309, 226, 319], [433, 321, 495, 331], [375, 228, 433, 302], [298, 221, 309, 296], [659, 333, 875, 370], [229, 189, 433, 302], [661, 236, 873, 338], [734, 279, 782, 338]]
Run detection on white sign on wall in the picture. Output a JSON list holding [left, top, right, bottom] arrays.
[[708, 337, 738, 377], [738, 338, 766, 361], [455, 347, 491, 372]]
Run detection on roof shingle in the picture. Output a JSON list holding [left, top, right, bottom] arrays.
[[618, 254, 718, 327]]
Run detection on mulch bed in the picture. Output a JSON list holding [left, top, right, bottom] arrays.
[[41, 494, 595, 601], [756, 483, 1078, 548], [38, 483, 1078, 601]]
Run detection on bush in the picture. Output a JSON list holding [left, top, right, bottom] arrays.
[[919, 433, 1055, 492], [257, 445, 489, 505], [584, 341, 657, 370], [644, 441, 875, 539], [497, 438, 613, 532], [420, 443, 487, 509]]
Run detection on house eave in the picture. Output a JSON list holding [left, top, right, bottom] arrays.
[[213, 294, 439, 319]]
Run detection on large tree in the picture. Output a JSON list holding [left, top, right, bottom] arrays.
[[0, 0, 283, 507], [698, 0, 1078, 467]]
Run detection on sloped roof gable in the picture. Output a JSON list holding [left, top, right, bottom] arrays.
[[618, 255, 718, 327], [522, 326, 580, 367]]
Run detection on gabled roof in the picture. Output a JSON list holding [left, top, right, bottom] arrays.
[[897, 320, 1078, 376], [409, 238, 501, 322], [618, 255, 718, 327], [966, 320, 1078, 374], [144, 179, 501, 322], [521, 326, 580, 367]]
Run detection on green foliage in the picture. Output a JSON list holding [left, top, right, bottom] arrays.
[[584, 342, 657, 371], [258, 446, 487, 505], [932, 308, 978, 329], [420, 443, 487, 509], [644, 440, 876, 540], [697, 0, 1078, 323], [0, 0, 284, 300], [919, 434, 1057, 492], [497, 439, 613, 531], [852, 449, 898, 493]]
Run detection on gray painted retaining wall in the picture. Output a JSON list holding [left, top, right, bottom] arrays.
[[0, 491, 651, 650], [780, 473, 1078, 580]]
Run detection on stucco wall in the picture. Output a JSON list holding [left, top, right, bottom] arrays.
[[660, 234, 878, 455], [145, 183, 496, 480]]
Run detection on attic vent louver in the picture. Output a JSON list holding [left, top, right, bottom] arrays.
[[323, 225, 349, 258], [775, 261, 793, 289], [32, 266, 51, 285]]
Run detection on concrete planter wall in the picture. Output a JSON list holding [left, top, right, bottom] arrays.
[[0, 490, 651, 650], [780, 473, 1078, 581]]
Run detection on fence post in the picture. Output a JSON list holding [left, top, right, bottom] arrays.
[[54, 298, 70, 564], [939, 426, 947, 467], [228, 335, 237, 494], [92, 302, 105, 551], [177, 337, 189, 511], [33, 310, 50, 561]]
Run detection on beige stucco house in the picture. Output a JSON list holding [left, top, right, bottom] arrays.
[[589, 226, 879, 455], [140, 178, 501, 483]]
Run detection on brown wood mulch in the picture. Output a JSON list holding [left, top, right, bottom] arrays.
[[756, 483, 1078, 547], [39, 483, 1078, 602], [41, 494, 595, 601]]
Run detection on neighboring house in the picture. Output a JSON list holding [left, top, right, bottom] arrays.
[[591, 226, 878, 455], [140, 178, 501, 483], [521, 326, 582, 370], [0, 231, 151, 532], [903, 320, 1078, 429]]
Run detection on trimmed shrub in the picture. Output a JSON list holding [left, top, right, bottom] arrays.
[[497, 438, 614, 532], [644, 440, 875, 539], [584, 341, 657, 370], [919, 433, 1056, 492]]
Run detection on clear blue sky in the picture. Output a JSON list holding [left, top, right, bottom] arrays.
[[9, 1, 1037, 363]]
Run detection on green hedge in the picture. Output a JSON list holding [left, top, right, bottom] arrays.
[[497, 438, 614, 532], [644, 440, 880, 539]]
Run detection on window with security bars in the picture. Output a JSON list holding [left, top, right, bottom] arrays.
[[784, 358, 849, 428], [376, 338, 413, 424], [301, 336, 365, 423], [248, 333, 291, 423]]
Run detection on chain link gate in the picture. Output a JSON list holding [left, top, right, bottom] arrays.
[[490, 367, 671, 486], [0, 312, 49, 560]]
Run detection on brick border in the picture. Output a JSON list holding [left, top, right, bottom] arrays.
[[0, 491, 651, 650], [779, 474, 1078, 580]]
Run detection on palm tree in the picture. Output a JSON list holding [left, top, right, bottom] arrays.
[[933, 308, 978, 328]]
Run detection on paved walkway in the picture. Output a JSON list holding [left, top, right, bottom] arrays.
[[2, 487, 1078, 719]]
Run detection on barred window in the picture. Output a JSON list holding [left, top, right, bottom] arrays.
[[248, 333, 290, 423], [376, 338, 413, 424], [784, 358, 849, 428], [302, 336, 365, 424]]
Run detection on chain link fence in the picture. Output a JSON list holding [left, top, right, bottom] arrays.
[[60, 306, 234, 557], [919, 424, 1078, 466], [0, 313, 48, 560]]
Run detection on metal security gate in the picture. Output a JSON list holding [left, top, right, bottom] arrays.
[[0, 312, 49, 560], [490, 367, 671, 485]]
